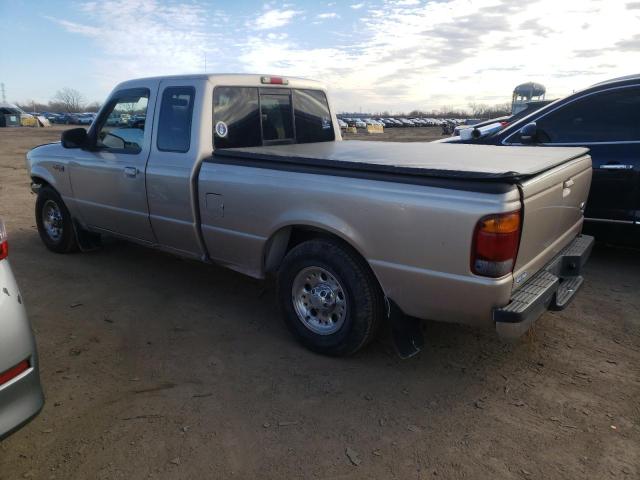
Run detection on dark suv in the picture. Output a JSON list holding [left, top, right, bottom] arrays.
[[442, 75, 640, 244]]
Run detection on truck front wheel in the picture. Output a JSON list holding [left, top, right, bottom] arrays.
[[277, 238, 384, 356], [35, 186, 78, 253]]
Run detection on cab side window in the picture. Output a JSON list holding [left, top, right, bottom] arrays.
[[532, 87, 640, 144], [157, 86, 195, 153], [96, 88, 149, 153]]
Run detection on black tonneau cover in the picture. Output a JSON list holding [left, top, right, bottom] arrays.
[[209, 141, 588, 192]]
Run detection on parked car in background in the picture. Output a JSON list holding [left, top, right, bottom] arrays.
[[438, 74, 640, 244], [76, 113, 95, 125], [106, 113, 121, 126], [128, 114, 146, 129], [453, 116, 510, 137], [337, 118, 348, 129], [0, 218, 44, 439], [52, 113, 80, 124], [41, 112, 60, 122], [452, 101, 554, 137]]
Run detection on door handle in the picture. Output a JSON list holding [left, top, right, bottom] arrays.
[[123, 166, 138, 177], [600, 163, 633, 170]]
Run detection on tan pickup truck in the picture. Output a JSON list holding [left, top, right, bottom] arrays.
[[26, 74, 594, 357]]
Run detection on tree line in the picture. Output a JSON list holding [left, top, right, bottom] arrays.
[[17, 88, 101, 114], [348, 102, 512, 119]]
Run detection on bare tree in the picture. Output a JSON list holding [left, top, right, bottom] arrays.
[[468, 102, 511, 119], [53, 88, 85, 112], [84, 101, 101, 113], [117, 102, 137, 114]]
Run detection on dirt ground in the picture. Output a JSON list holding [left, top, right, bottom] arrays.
[[342, 126, 445, 142], [0, 126, 638, 479]]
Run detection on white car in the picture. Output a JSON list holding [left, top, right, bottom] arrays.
[[76, 113, 95, 125], [0, 218, 44, 439]]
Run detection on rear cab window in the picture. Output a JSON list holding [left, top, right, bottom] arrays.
[[213, 86, 334, 148], [157, 86, 196, 153]]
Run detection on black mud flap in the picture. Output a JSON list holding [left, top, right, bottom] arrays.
[[388, 300, 424, 359], [73, 221, 102, 252]]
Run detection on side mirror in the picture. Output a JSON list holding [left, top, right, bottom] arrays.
[[61, 128, 88, 149], [519, 122, 538, 144]]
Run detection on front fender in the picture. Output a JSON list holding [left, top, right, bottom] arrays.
[[26, 142, 73, 198], [29, 166, 58, 192]]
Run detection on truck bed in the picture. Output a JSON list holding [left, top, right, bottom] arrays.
[[212, 141, 589, 183]]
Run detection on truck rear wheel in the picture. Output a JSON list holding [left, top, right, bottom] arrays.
[[277, 238, 384, 356], [35, 186, 78, 253]]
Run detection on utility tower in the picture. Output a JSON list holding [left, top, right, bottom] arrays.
[[1, 83, 5, 103]]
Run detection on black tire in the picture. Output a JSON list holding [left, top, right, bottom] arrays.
[[35, 186, 78, 253], [277, 238, 384, 356]]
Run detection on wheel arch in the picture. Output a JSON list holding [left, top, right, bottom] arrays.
[[263, 223, 387, 298], [30, 171, 57, 193]]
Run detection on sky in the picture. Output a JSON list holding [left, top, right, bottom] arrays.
[[1, 0, 639, 113]]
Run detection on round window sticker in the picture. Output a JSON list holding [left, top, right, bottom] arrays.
[[215, 121, 228, 138]]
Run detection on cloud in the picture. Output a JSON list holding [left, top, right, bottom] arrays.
[[552, 69, 603, 78], [317, 12, 339, 19], [251, 8, 301, 30], [46, 0, 226, 89], [43, 0, 640, 112], [475, 66, 524, 74], [519, 18, 555, 37], [44, 17, 101, 36], [626, 1, 640, 9], [573, 49, 602, 58], [615, 34, 640, 50]]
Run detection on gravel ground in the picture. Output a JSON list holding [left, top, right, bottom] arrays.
[[0, 126, 638, 479]]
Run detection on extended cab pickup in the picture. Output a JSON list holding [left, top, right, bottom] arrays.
[[26, 74, 594, 356]]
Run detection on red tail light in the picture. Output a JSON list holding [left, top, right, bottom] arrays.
[[261, 76, 288, 85], [0, 219, 8, 260], [0, 360, 29, 386], [471, 211, 521, 278]]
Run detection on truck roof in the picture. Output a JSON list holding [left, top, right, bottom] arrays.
[[115, 73, 327, 91], [214, 142, 589, 182]]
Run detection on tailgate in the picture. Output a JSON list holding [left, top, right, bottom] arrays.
[[512, 154, 592, 288]]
